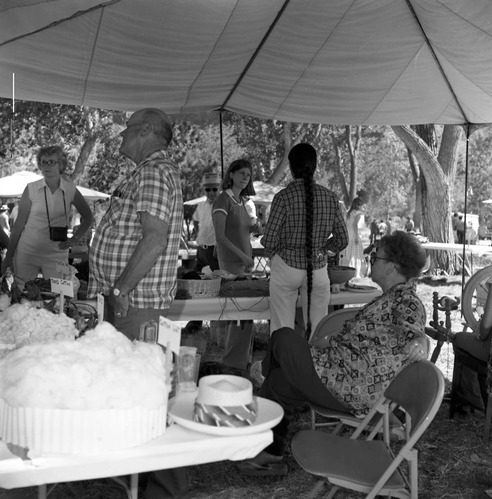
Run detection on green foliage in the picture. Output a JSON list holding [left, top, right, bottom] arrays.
[[3, 98, 492, 231]]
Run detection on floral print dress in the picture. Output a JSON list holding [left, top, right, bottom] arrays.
[[310, 281, 426, 416]]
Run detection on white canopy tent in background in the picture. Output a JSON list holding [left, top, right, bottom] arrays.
[[0, 0, 491, 126], [0, 171, 110, 201]]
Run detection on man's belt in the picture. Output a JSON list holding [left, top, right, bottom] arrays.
[[199, 244, 215, 249]]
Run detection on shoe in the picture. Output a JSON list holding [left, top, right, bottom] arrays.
[[237, 461, 287, 477]]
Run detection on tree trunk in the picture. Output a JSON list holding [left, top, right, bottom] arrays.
[[392, 125, 462, 274], [268, 122, 303, 185], [72, 108, 100, 183]]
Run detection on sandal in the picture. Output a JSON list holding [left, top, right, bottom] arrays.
[[237, 461, 288, 477]]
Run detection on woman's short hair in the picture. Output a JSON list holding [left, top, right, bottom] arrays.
[[380, 231, 427, 279], [36, 145, 68, 173], [221, 159, 256, 196], [288, 143, 317, 179]]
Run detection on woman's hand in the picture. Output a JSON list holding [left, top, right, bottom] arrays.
[[405, 340, 428, 362], [58, 239, 74, 251], [242, 254, 254, 270]]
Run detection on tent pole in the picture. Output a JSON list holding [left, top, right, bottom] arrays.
[[219, 111, 224, 178], [461, 125, 471, 298]]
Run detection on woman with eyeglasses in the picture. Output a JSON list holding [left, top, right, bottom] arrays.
[[1, 145, 93, 287], [212, 159, 256, 373], [239, 231, 429, 475]]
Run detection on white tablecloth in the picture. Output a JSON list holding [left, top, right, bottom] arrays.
[[0, 423, 272, 491]]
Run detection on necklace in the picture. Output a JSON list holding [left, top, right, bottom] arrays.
[[226, 189, 243, 205]]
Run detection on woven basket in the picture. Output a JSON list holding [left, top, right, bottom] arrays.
[[176, 276, 222, 299]]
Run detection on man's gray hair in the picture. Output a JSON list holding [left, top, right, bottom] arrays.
[[140, 108, 173, 145]]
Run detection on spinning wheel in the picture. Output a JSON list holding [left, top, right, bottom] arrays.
[[462, 265, 492, 332]]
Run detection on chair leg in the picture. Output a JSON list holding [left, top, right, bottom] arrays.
[[310, 408, 316, 430], [307, 479, 327, 499], [483, 395, 492, 440], [449, 358, 462, 419]]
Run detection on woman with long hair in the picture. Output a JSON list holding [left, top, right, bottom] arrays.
[[262, 143, 348, 339], [212, 159, 256, 371], [340, 196, 366, 277]]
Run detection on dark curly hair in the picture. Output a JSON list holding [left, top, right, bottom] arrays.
[[379, 231, 427, 279]]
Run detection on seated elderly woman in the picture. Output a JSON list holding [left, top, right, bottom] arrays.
[[239, 231, 429, 476]]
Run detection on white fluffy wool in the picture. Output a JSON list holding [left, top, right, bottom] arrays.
[[0, 322, 169, 410], [0, 302, 78, 350]]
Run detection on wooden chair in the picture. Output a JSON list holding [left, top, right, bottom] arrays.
[[292, 361, 444, 499]]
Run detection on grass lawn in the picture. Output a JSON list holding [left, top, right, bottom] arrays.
[[2, 272, 492, 498]]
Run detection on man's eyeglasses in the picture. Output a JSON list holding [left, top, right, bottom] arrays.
[[205, 188, 218, 192], [40, 159, 58, 166], [370, 254, 392, 265]]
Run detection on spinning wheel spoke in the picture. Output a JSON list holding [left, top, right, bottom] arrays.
[[462, 265, 492, 332]]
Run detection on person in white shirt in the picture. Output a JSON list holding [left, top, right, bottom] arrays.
[[192, 172, 220, 272]]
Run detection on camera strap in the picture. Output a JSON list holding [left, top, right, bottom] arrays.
[[44, 186, 67, 229]]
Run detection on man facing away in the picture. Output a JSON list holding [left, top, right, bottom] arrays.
[[88, 108, 189, 498]]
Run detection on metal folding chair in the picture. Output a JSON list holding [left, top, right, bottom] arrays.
[[292, 361, 445, 499]]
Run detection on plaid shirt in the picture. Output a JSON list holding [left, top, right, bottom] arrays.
[[262, 179, 348, 269], [88, 150, 183, 310]]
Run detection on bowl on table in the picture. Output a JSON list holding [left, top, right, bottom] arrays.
[[328, 266, 356, 284]]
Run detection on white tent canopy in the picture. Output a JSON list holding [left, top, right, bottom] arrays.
[[0, 171, 110, 201], [1, 1, 492, 125]]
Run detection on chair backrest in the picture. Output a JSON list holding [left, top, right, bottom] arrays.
[[309, 308, 361, 345], [384, 361, 444, 438]]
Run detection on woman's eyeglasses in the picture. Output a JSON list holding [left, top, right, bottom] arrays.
[[40, 159, 58, 166], [205, 188, 218, 192], [370, 254, 392, 265]]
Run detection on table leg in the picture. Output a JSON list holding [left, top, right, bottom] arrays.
[[37, 484, 47, 499]]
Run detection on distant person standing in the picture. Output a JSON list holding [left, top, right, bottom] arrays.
[[369, 218, 379, 245], [452, 212, 459, 242], [386, 217, 393, 235], [404, 216, 415, 232], [182, 172, 221, 336], [456, 215, 465, 244], [340, 197, 366, 278], [192, 172, 220, 272], [0, 205, 10, 236]]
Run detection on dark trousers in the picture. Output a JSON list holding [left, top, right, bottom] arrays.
[[259, 328, 348, 456]]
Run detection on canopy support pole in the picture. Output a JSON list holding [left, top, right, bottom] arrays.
[[461, 125, 471, 297], [219, 111, 224, 178]]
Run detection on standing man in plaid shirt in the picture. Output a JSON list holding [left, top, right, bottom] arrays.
[[88, 108, 189, 498]]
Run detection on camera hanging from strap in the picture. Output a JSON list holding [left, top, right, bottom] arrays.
[[44, 186, 68, 242]]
